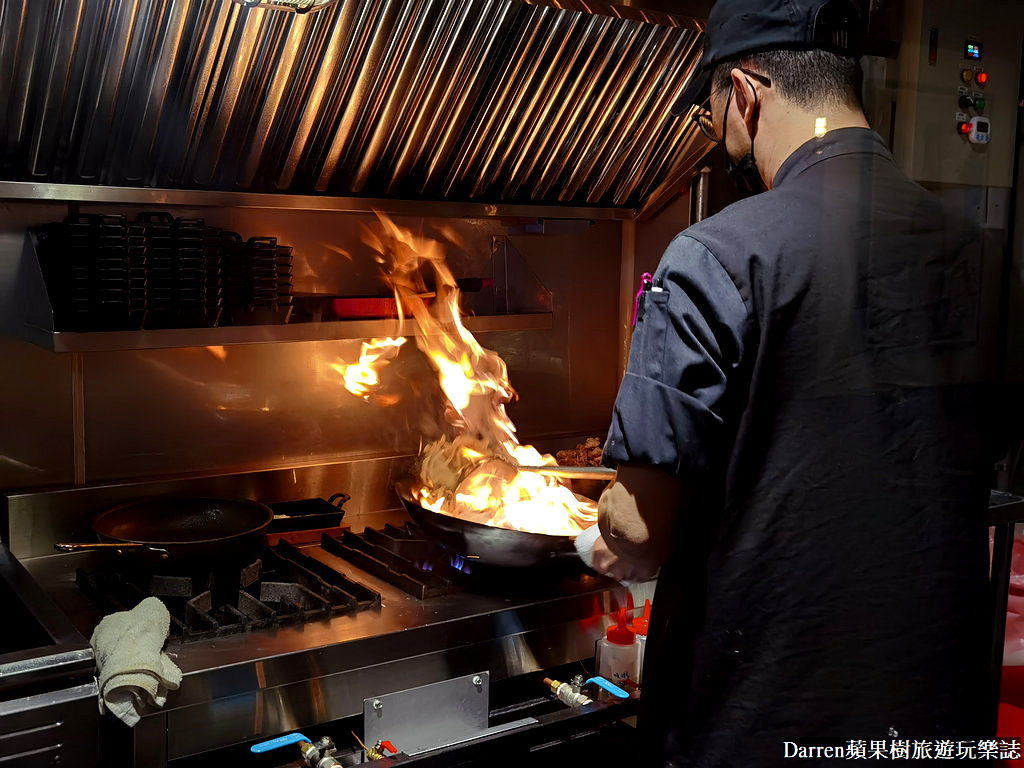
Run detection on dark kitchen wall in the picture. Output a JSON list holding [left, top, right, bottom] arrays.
[[636, 188, 691, 289], [631, 152, 744, 296], [0, 202, 77, 489], [0, 205, 621, 491], [1006, 133, 1024, 494]]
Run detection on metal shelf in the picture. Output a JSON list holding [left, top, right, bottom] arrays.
[[0, 180, 634, 221], [989, 490, 1024, 526], [17, 313, 553, 353]]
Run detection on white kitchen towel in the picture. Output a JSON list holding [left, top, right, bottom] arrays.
[[574, 523, 602, 569], [90, 596, 182, 727]]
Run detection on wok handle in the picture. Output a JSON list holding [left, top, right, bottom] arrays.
[[54, 542, 170, 558], [518, 466, 617, 480]]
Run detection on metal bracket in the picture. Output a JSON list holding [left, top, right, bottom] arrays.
[[491, 237, 509, 315], [486, 237, 553, 316], [503, 219, 594, 236], [363, 672, 538, 757]]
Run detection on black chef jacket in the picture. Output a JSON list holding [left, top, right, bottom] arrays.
[[604, 128, 999, 767]]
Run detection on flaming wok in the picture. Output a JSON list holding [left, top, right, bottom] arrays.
[[396, 481, 579, 567], [342, 216, 611, 566]]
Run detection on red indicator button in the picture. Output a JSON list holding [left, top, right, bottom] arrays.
[[958, 121, 972, 135], [976, 71, 989, 86]]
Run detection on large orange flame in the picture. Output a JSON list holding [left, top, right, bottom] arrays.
[[331, 337, 406, 404], [356, 214, 597, 537]]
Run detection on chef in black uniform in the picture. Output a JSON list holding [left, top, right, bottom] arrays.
[[589, 0, 1000, 764]]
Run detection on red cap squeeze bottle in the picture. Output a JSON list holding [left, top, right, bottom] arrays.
[[595, 606, 639, 694]]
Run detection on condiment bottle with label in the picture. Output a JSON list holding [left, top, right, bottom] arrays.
[[596, 607, 639, 692], [631, 599, 652, 685]]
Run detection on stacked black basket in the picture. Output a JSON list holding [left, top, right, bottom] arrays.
[[203, 226, 225, 327], [36, 214, 146, 331], [222, 235, 294, 325], [34, 212, 293, 331], [172, 217, 209, 329], [277, 243, 294, 319], [138, 213, 173, 328], [138, 213, 218, 329]]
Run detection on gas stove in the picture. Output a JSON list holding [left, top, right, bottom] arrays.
[[75, 541, 381, 642], [22, 514, 632, 767]]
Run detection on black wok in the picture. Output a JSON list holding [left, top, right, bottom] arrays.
[[396, 483, 579, 568], [54, 497, 274, 563]]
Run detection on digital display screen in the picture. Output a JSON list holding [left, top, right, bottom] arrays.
[[978, 120, 989, 132], [965, 41, 983, 60]]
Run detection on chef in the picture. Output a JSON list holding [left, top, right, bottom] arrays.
[[586, 0, 1000, 764]]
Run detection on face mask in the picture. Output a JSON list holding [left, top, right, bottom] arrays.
[[722, 81, 768, 196], [725, 151, 768, 196]]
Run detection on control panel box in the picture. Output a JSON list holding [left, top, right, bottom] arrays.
[[892, 0, 1023, 187]]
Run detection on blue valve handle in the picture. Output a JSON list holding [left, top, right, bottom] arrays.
[[586, 676, 630, 699], [250, 733, 311, 754]]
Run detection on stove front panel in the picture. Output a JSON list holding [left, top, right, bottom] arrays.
[[163, 603, 611, 761]]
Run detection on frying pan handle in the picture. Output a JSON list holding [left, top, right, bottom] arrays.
[[53, 542, 170, 558], [327, 492, 351, 508]]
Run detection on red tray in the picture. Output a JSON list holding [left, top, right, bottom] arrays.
[[332, 296, 433, 318]]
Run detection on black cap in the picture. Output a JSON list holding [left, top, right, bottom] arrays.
[[671, 0, 864, 116]]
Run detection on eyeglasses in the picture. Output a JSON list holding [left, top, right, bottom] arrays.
[[693, 95, 718, 143], [690, 68, 772, 144]]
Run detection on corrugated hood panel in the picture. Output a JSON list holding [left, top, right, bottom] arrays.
[[0, 0, 710, 210]]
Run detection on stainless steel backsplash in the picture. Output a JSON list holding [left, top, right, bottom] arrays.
[[0, 206, 621, 511]]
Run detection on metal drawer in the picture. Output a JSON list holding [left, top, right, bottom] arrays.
[[0, 681, 98, 766]]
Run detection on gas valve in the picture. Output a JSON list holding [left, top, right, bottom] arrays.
[[543, 676, 593, 707], [302, 736, 342, 768], [249, 732, 343, 768], [366, 740, 398, 760]]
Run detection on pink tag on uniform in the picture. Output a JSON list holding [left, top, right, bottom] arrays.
[[633, 272, 653, 327]]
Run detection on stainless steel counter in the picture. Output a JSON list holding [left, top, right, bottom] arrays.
[[0, 544, 98, 767], [24, 543, 629, 765]]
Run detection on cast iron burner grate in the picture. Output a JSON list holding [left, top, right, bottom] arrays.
[[76, 544, 380, 642], [321, 523, 470, 599], [322, 523, 597, 600]]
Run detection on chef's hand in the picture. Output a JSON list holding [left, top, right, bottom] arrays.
[[591, 532, 659, 584]]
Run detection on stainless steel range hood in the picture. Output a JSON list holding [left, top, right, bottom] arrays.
[[0, 0, 711, 217]]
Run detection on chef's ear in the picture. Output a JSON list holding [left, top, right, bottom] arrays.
[[730, 69, 759, 132]]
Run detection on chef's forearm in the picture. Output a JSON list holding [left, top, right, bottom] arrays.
[[597, 464, 683, 565]]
